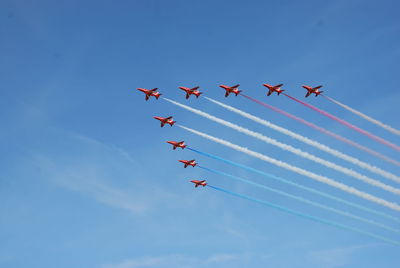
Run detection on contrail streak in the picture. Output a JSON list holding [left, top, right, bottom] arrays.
[[200, 165, 399, 233], [164, 97, 400, 195], [204, 96, 400, 184], [283, 93, 400, 152], [207, 185, 400, 246], [240, 94, 400, 167], [322, 95, 400, 136], [178, 125, 400, 212], [188, 147, 400, 223]]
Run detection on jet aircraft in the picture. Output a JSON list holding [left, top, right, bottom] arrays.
[[167, 141, 186, 150], [190, 180, 207, 187], [179, 86, 203, 99], [263, 83, 285, 96], [153, 116, 175, 127], [137, 88, 162, 100], [219, 84, 242, 97], [179, 159, 197, 168], [303, 85, 323, 97]]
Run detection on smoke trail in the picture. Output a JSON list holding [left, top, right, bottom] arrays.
[[321, 94, 400, 136], [178, 125, 400, 212], [200, 165, 399, 233], [188, 147, 400, 223], [323, 95, 400, 136], [164, 98, 400, 195], [240, 94, 400, 167], [207, 185, 400, 246], [283, 93, 400, 152], [204, 96, 400, 184]]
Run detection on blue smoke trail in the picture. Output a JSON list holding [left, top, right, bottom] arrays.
[[199, 165, 399, 233], [188, 147, 400, 223], [207, 184, 400, 246]]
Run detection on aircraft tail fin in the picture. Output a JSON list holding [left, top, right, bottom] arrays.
[[155, 93, 162, 99]]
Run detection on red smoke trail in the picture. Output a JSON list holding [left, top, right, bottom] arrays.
[[240, 94, 400, 166], [282, 93, 400, 152]]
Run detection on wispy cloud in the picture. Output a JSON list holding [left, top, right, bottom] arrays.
[[28, 129, 178, 215]]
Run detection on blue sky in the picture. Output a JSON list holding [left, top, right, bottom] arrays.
[[1, 0, 400, 267]]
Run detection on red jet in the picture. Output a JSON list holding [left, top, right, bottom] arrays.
[[137, 88, 162, 101], [179, 86, 203, 99], [190, 180, 207, 187], [167, 141, 186, 150], [153, 116, 176, 127], [303, 85, 323, 97], [219, 84, 242, 97], [263, 83, 285, 96], [179, 159, 197, 168]]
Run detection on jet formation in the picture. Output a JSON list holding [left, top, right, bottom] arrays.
[[138, 82, 324, 188], [137, 84, 324, 100]]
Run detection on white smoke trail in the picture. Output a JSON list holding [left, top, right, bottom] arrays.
[[178, 124, 400, 212], [323, 95, 400, 136], [164, 98, 400, 195], [204, 96, 400, 184]]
